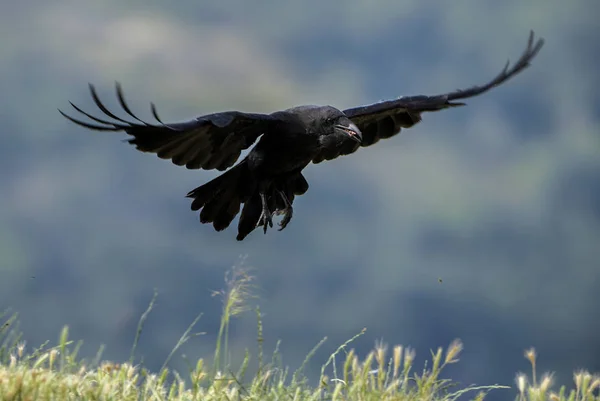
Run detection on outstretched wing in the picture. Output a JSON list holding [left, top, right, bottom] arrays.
[[342, 30, 544, 149], [59, 83, 280, 171]]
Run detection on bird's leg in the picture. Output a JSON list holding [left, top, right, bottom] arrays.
[[276, 190, 293, 231], [257, 192, 273, 234]]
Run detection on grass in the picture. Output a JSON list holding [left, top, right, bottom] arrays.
[[0, 269, 598, 401]]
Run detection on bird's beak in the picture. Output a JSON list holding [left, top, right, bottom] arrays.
[[336, 122, 362, 144]]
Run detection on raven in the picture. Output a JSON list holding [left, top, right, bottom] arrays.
[[60, 31, 544, 241]]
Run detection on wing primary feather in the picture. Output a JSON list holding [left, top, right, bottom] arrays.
[[114, 82, 152, 126], [88, 83, 137, 125], [446, 30, 544, 102], [67, 101, 129, 128], [61, 83, 184, 134], [114, 81, 175, 130], [150, 103, 162, 123], [150, 101, 180, 131], [57, 108, 122, 131]]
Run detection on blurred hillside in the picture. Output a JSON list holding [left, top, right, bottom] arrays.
[[1, 0, 598, 398]]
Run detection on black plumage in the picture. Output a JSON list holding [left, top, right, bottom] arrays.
[[60, 31, 544, 240]]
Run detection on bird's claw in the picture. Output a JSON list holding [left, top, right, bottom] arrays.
[[258, 210, 273, 234], [278, 207, 293, 231]]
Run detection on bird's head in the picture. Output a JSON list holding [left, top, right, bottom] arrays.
[[317, 107, 362, 144]]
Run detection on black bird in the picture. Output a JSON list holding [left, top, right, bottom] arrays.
[[60, 31, 544, 241]]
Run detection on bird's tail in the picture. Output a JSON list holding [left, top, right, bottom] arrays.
[[235, 173, 309, 240], [186, 161, 309, 241], [186, 159, 256, 235]]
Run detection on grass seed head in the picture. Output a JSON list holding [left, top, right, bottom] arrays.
[[524, 348, 537, 366], [17, 342, 25, 359], [444, 339, 463, 365], [589, 375, 600, 394], [516, 373, 528, 394], [375, 340, 387, 368], [539, 373, 554, 392], [574, 370, 587, 390], [392, 345, 403, 378], [48, 349, 58, 369], [404, 347, 415, 369]]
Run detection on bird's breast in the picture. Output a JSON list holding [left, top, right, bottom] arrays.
[[247, 133, 318, 175]]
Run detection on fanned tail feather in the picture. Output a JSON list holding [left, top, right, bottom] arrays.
[[186, 161, 309, 240]]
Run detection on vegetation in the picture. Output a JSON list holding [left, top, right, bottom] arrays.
[[1, 270, 598, 401]]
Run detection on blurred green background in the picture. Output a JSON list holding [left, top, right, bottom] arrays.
[[1, 0, 599, 398]]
